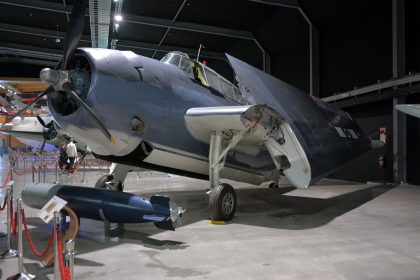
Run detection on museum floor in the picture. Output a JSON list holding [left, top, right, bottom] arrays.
[[1, 156, 420, 279]]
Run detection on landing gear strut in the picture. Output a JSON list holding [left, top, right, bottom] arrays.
[[95, 174, 123, 191], [95, 163, 131, 192], [208, 130, 245, 221]]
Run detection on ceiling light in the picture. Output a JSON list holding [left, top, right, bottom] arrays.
[[115, 14, 123, 22]]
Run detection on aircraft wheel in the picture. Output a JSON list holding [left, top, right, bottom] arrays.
[[209, 183, 236, 221], [95, 174, 123, 191], [269, 183, 279, 189]]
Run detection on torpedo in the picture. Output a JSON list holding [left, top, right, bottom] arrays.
[[21, 183, 185, 231]]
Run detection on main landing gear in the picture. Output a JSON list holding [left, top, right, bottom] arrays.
[[207, 130, 247, 221], [209, 183, 237, 221], [95, 163, 131, 192]]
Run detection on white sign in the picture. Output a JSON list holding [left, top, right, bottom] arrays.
[[37, 196, 67, 224]]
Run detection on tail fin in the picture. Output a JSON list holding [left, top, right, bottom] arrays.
[[150, 195, 170, 211], [154, 219, 175, 231], [150, 195, 174, 231], [149, 195, 185, 231]]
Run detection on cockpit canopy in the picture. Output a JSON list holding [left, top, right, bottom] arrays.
[[160, 51, 192, 75], [161, 51, 246, 104]]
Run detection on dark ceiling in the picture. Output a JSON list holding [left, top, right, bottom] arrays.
[[0, 0, 419, 97]]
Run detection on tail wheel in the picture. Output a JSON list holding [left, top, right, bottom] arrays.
[[209, 183, 237, 221], [95, 174, 123, 191]]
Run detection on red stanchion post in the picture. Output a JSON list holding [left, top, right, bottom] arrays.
[[64, 240, 75, 280], [8, 199, 36, 279], [0, 183, 18, 259], [54, 211, 61, 280]]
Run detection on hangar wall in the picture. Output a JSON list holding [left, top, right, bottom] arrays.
[[330, 102, 393, 183], [248, 0, 420, 185]]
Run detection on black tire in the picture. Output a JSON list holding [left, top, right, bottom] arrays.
[[209, 183, 237, 221], [95, 175, 123, 191]]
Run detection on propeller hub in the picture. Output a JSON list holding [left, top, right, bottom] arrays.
[[40, 68, 70, 91]]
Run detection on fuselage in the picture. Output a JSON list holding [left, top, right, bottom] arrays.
[[48, 48, 275, 185]]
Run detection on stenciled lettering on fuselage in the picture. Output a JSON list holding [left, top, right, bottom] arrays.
[[334, 127, 359, 140]]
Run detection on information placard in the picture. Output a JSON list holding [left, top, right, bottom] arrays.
[[37, 196, 67, 223]]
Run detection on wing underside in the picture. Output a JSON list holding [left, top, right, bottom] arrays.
[[185, 105, 312, 188]]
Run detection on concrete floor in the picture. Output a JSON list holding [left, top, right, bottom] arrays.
[[1, 156, 420, 279]]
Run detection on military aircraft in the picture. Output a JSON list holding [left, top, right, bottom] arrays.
[[0, 115, 88, 154], [8, 0, 374, 221]]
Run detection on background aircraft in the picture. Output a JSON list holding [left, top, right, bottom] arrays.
[[8, 0, 374, 221], [0, 115, 89, 157], [395, 104, 420, 118]]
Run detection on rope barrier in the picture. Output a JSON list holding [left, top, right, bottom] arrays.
[[13, 168, 33, 176], [44, 165, 51, 173], [0, 195, 7, 211], [85, 161, 94, 170], [57, 227, 71, 280], [22, 211, 54, 258], [11, 210, 17, 235], [1, 170, 11, 189]]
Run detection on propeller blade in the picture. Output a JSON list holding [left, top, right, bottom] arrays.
[[62, 0, 87, 70], [39, 138, 46, 155], [5, 86, 54, 123], [66, 89, 115, 144], [36, 115, 46, 127]]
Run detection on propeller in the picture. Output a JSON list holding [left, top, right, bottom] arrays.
[[36, 114, 46, 127], [5, 0, 115, 145], [39, 138, 47, 155], [62, 83, 115, 144], [61, 0, 87, 70], [36, 115, 58, 154], [5, 86, 54, 123]]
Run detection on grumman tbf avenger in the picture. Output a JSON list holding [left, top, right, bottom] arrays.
[[8, 0, 376, 221]]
